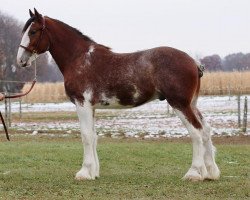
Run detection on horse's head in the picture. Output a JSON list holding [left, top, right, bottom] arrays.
[[17, 8, 50, 67]]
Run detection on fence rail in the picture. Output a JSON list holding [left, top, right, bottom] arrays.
[[0, 94, 248, 135]]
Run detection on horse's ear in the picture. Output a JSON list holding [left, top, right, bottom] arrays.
[[29, 9, 34, 17], [34, 8, 40, 17], [34, 8, 43, 23]]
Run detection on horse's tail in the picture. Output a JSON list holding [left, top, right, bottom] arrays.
[[197, 62, 205, 78], [192, 62, 204, 106]]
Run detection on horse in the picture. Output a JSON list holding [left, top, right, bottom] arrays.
[[17, 9, 220, 181]]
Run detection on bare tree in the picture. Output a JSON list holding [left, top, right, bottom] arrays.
[[223, 53, 250, 71], [200, 54, 222, 71], [0, 11, 25, 93]]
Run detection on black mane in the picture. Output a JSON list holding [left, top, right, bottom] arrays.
[[22, 16, 35, 33], [22, 16, 110, 49], [22, 16, 93, 43]]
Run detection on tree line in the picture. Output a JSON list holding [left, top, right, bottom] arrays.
[[200, 53, 250, 71]]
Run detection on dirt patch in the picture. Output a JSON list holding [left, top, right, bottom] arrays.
[[173, 135, 250, 145], [212, 134, 250, 145], [0, 130, 249, 145], [102, 134, 250, 145], [137, 134, 250, 145]]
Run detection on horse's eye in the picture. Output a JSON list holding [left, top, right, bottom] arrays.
[[29, 30, 36, 36]]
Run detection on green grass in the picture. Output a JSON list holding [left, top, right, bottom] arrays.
[[0, 137, 249, 199]]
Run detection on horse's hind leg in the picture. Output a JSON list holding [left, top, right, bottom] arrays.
[[193, 107, 220, 180], [173, 106, 208, 181]]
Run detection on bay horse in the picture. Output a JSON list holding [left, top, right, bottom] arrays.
[[17, 9, 220, 181]]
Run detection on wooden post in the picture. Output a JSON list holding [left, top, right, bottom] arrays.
[[8, 96, 11, 127], [238, 94, 241, 128], [242, 96, 248, 133], [228, 84, 231, 100], [19, 98, 22, 119], [4, 95, 8, 127]]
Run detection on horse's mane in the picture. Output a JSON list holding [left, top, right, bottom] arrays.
[[22, 16, 111, 50], [51, 18, 111, 50], [22, 16, 35, 33], [51, 18, 94, 42]]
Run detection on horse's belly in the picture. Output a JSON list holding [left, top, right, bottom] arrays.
[[93, 92, 161, 110], [94, 96, 134, 109]]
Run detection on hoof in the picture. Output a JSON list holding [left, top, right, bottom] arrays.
[[205, 164, 220, 180], [183, 173, 203, 182], [183, 166, 207, 181], [75, 168, 95, 180]]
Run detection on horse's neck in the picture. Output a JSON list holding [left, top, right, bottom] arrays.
[[47, 19, 93, 74]]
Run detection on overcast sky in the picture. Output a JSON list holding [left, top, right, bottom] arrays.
[[1, 0, 249, 58]]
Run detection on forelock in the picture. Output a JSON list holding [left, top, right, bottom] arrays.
[[22, 16, 35, 33]]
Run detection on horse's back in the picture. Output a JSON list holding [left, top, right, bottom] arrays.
[[117, 46, 198, 78]]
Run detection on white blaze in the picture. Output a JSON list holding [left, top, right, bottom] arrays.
[[17, 24, 31, 65]]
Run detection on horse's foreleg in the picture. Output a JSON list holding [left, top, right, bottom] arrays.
[[93, 126, 100, 177], [174, 107, 207, 181], [75, 101, 99, 180]]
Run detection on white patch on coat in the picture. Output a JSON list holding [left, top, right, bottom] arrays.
[[83, 89, 93, 102], [17, 24, 31, 65], [84, 45, 95, 66], [94, 93, 133, 109], [133, 85, 140, 100], [88, 45, 95, 54]]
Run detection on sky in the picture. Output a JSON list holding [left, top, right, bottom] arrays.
[[1, 0, 250, 58]]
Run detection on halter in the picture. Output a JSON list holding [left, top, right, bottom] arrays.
[[19, 16, 46, 54]]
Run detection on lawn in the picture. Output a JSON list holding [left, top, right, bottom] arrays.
[[0, 136, 249, 199]]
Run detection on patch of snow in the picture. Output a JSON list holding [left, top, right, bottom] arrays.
[[0, 95, 249, 138], [31, 130, 38, 135]]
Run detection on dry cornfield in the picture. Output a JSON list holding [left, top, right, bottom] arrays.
[[22, 71, 250, 103], [22, 82, 67, 103], [200, 71, 250, 95]]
